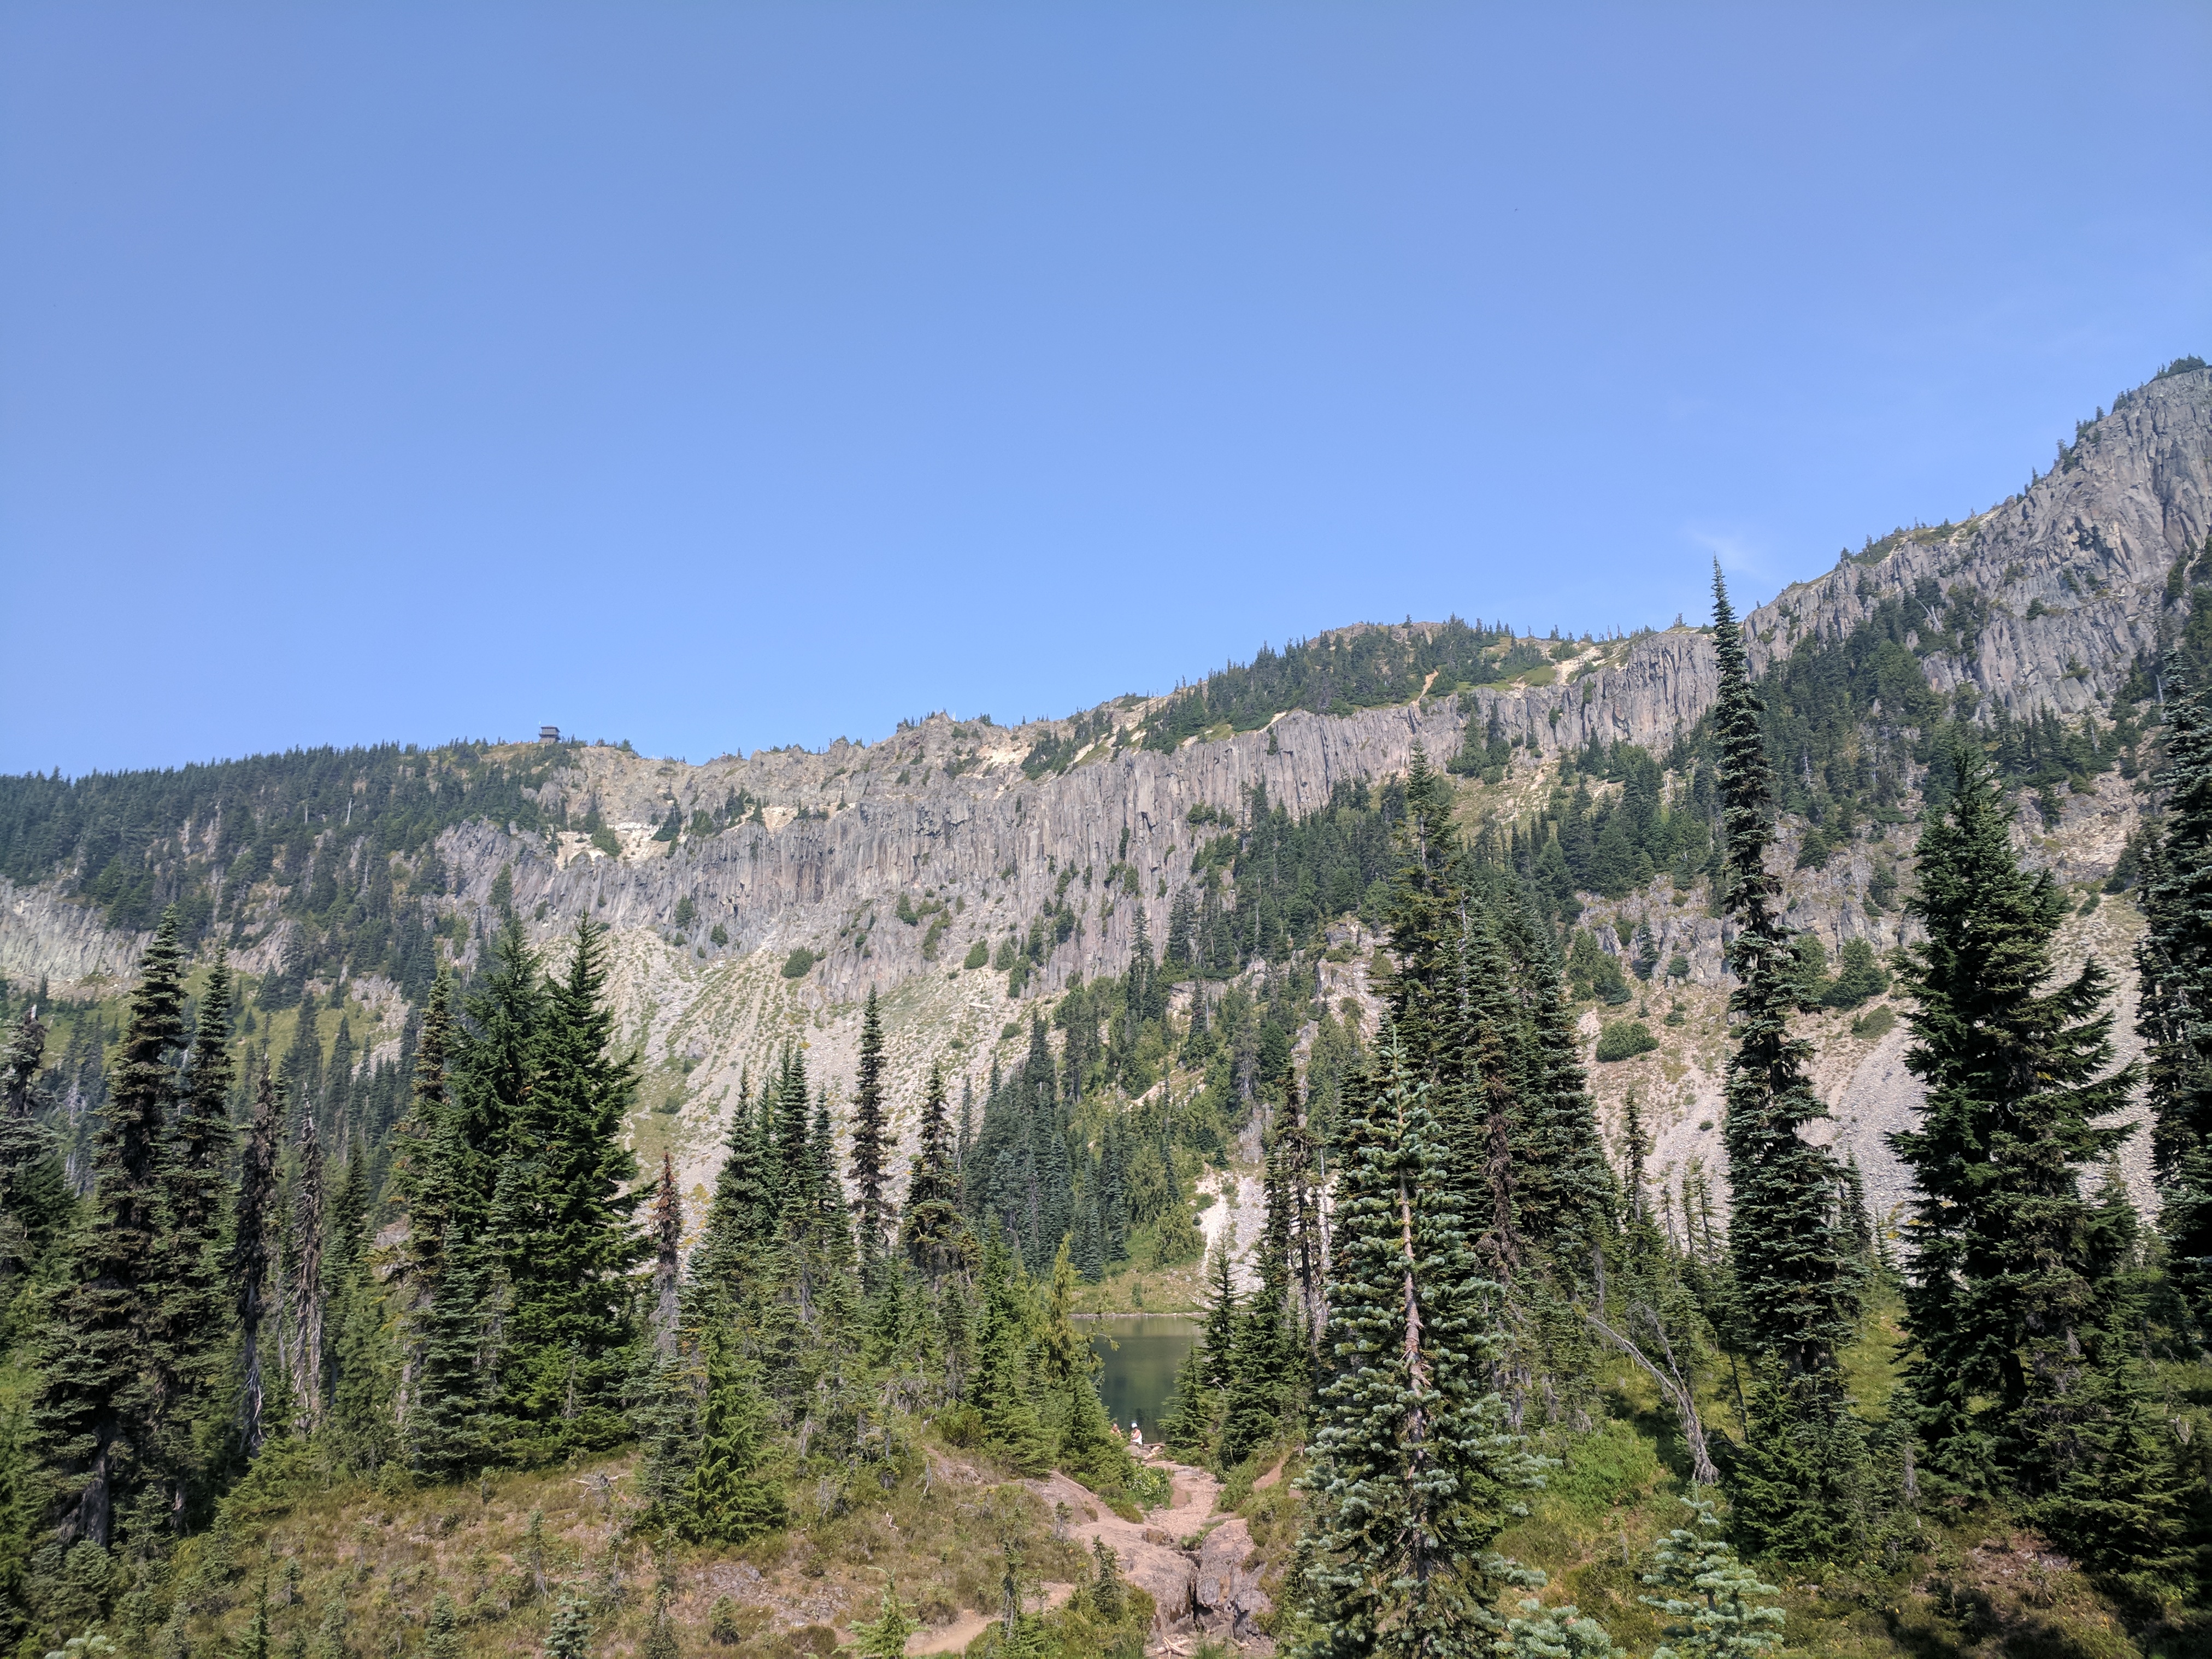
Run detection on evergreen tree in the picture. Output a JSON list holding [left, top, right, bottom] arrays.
[[498, 921, 645, 1454], [1295, 1029, 1542, 1657], [1639, 1496, 1784, 1659], [970, 1217, 1051, 1475], [848, 1582, 919, 1659], [232, 1063, 281, 1457], [900, 1063, 968, 1284], [1708, 569, 1867, 1558], [152, 951, 235, 1516], [285, 1115, 327, 1436], [1198, 1238, 1239, 1392], [1, 1008, 69, 1339], [650, 1152, 681, 1356], [2133, 662, 2212, 1338], [694, 1072, 775, 1308], [686, 1332, 785, 1543], [849, 988, 892, 1283], [1894, 746, 2164, 1550], [420, 1593, 462, 1659], [387, 973, 454, 1446], [36, 909, 187, 1547]]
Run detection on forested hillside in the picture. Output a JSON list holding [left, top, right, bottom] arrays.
[[0, 362, 2209, 1658]]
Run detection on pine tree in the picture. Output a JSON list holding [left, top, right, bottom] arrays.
[[2133, 662, 2212, 1338], [1708, 568, 1866, 1558], [232, 1063, 281, 1457], [650, 1154, 681, 1357], [849, 988, 891, 1283], [1895, 745, 2160, 1541], [36, 908, 187, 1546], [1295, 1028, 1543, 1657], [1639, 1496, 1784, 1659]]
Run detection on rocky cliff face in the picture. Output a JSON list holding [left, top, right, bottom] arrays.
[[5, 366, 2208, 1225]]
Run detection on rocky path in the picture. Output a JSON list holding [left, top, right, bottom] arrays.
[[1025, 1449, 1273, 1656]]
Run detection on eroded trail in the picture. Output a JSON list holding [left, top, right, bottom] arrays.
[[1027, 1449, 1273, 1655]]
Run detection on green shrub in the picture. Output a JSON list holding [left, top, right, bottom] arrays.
[[963, 940, 990, 969], [1819, 937, 1890, 1009], [673, 895, 696, 928], [590, 826, 621, 858], [781, 946, 817, 979], [1850, 1004, 1896, 1041], [710, 923, 729, 946], [1595, 1021, 1658, 1063]]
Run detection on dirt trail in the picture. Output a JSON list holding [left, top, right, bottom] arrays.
[[905, 1581, 1076, 1655], [902, 1449, 1270, 1655]]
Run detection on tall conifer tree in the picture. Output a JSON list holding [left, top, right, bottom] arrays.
[[233, 1063, 280, 1457], [2133, 663, 2212, 1337], [1296, 1030, 1540, 1656], [36, 909, 186, 1546], [1895, 746, 2164, 1548], [849, 989, 891, 1283], [1708, 569, 1866, 1557]]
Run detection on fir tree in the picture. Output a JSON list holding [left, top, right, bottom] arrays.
[[1, 1008, 69, 1336], [970, 1217, 1051, 1474], [154, 950, 235, 1513], [2133, 661, 2212, 1338], [1895, 745, 2163, 1545], [387, 973, 454, 1444], [232, 1063, 281, 1457], [1295, 1029, 1543, 1657], [36, 909, 187, 1547], [686, 1332, 785, 1543], [900, 1063, 969, 1284], [420, 1593, 462, 1659], [694, 1072, 775, 1308], [1198, 1238, 1240, 1392], [285, 1115, 327, 1436], [849, 987, 892, 1283], [848, 1582, 919, 1659], [650, 1153, 681, 1357], [1708, 568, 1866, 1558], [1639, 1496, 1784, 1659], [499, 920, 645, 1454]]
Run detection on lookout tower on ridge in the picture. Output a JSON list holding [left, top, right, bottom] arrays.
[[539, 725, 560, 745]]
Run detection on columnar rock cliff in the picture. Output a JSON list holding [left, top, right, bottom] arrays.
[[4, 364, 2208, 1228]]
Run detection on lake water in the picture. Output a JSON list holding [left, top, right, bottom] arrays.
[[1087, 1315, 1201, 1442]]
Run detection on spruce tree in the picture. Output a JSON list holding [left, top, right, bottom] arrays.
[[35, 909, 187, 1547], [849, 988, 891, 1283], [2133, 662, 2212, 1338], [1708, 569, 1866, 1558], [1893, 745, 2161, 1543], [1295, 1029, 1542, 1657]]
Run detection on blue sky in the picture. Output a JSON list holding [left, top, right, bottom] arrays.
[[3, 4, 2207, 776]]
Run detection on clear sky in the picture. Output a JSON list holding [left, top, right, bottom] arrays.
[[3, 4, 2207, 777]]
